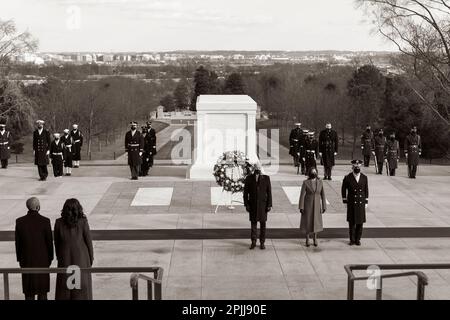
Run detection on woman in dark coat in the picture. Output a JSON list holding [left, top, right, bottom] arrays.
[[299, 168, 327, 247], [54, 199, 94, 300]]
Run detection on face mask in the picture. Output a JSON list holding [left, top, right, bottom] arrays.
[[353, 167, 361, 174], [254, 169, 261, 175], [390, 136, 395, 141], [379, 133, 383, 136], [309, 171, 317, 179], [131, 126, 137, 130], [366, 128, 370, 132], [38, 125, 43, 129]]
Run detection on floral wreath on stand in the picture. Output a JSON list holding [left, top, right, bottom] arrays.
[[213, 151, 256, 194]]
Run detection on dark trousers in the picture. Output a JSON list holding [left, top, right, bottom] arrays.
[[52, 163, 63, 177], [377, 162, 384, 174], [1, 159, 7, 168], [25, 293, 47, 300], [408, 165, 418, 178], [389, 169, 396, 176], [129, 165, 140, 179], [324, 166, 332, 178], [349, 223, 363, 242], [363, 155, 371, 167], [37, 165, 48, 180], [251, 221, 266, 244]]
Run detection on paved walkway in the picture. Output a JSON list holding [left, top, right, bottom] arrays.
[[1, 163, 449, 300]]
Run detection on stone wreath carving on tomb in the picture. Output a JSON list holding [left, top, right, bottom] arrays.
[[213, 151, 256, 194]]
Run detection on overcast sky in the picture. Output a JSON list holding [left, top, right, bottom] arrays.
[[1, 0, 397, 52]]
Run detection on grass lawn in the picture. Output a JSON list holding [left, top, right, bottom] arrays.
[[11, 121, 169, 163]]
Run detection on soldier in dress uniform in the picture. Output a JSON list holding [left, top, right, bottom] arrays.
[[404, 126, 422, 179], [33, 120, 51, 181], [61, 129, 74, 176], [384, 132, 400, 176], [303, 131, 319, 176], [0, 119, 12, 169], [70, 124, 83, 168], [361, 125, 374, 167], [373, 129, 386, 175], [341, 160, 369, 246], [319, 123, 338, 180], [49, 133, 64, 178], [289, 123, 304, 173], [140, 126, 150, 177], [146, 121, 157, 164], [125, 121, 144, 180]]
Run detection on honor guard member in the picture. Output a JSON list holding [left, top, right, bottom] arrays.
[[70, 124, 83, 168], [125, 121, 144, 180], [33, 120, 51, 181], [404, 126, 422, 179], [373, 129, 386, 174], [342, 160, 369, 246], [140, 126, 150, 177], [289, 123, 304, 172], [361, 125, 374, 167], [146, 121, 157, 160], [300, 129, 309, 174], [319, 123, 338, 180], [384, 132, 400, 176], [303, 131, 319, 176], [49, 133, 64, 178], [61, 129, 74, 176], [0, 119, 12, 169]]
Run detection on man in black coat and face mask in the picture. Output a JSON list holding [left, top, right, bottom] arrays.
[[243, 163, 272, 250]]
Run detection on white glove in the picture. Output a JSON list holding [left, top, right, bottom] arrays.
[[139, 152, 143, 156], [319, 152, 322, 157], [419, 152, 422, 156], [365, 204, 368, 209], [371, 151, 375, 155], [46, 150, 50, 156], [334, 152, 337, 156]]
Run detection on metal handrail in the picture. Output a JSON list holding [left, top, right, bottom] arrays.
[[345, 264, 437, 300], [0, 267, 163, 300]]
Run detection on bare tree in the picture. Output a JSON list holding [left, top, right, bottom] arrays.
[[0, 19, 38, 75], [357, 0, 450, 125]]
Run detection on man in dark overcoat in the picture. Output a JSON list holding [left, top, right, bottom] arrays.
[[33, 120, 51, 181], [49, 133, 64, 178], [361, 125, 374, 167], [70, 124, 83, 168], [0, 119, 12, 169], [15, 197, 54, 300], [125, 121, 144, 180], [243, 163, 272, 250], [341, 160, 369, 246], [303, 131, 319, 176], [404, 126, 422, 179], [319, 123, 338, 180], [145, 121, 157, 172], [373, 129, 386, 174], [289, 123, 304, 172]]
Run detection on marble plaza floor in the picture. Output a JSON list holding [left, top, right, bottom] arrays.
[[0, 163, 450, 299]]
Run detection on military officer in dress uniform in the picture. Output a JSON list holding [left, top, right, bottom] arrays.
[[146, 121, 157, 170], [125, 121, 144, 180], [303, 131, 319, 176], [289, 123, 304, 173], [342, 160, 369, 246], [384, 132, 400, 176], [49, 133, 64, 178], [140, 126, 150, 177], [61, 129, 74, 176], [70, 124, 83, 168], [33, 120, 51, 181], [319, 123, 338, 180], [361, 125, 374, 167], [404, 126, 422, 179], [373, 129, 386, 174], [0, 119, 12, 169]]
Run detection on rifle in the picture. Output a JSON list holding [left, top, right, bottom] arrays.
[[373, 153, 378, 173], [385, 159, 389, 176]]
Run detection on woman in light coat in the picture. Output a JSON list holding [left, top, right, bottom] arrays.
[[299, 168, 327, 247]]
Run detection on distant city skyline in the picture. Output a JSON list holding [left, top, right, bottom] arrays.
[[2, 0, 398, 52]]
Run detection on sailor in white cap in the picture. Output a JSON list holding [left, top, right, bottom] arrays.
[[303, 131, 318, 176], [341, 159, 369, 246], [50, 133, 64, 178], [70, 124, 83, 168], [33, 120, 51, 181], [61, 129, 74, 176], [0, 118, 12, 169], [125, 121, 144, 180]]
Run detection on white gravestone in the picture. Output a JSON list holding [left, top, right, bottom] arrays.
[[187, 95, 259, 180]]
